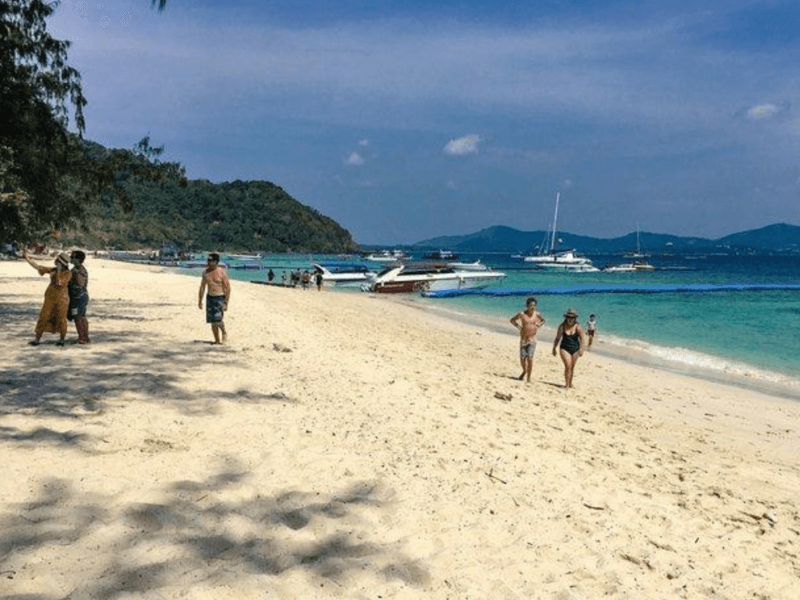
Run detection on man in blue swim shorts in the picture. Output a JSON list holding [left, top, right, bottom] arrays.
[[198, 252, 231, 344]]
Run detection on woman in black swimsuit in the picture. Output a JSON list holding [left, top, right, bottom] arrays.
[[552, 308, 587, 389]]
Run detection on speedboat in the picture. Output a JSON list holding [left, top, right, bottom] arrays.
[[603, 229, 655, 272], [363, 249, 409, 262], [226, 253, 263, 261], [423, 249, 459, 260], [364, 263, 506, 294], [312, 262, 374, 286], [603, 260, 656, 273], [445, 260, 490, 271]]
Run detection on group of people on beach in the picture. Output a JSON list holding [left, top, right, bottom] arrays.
[[511, 297, 597, 388], [24, 249, 90, 346], [287, 269, 323, 290], [25, 250, 597, 387], [25, 249, 231, 347]]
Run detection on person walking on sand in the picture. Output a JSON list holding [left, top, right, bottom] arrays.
[[510, 296, 545, 382], [586, 314, 597, 347], [315, 270, 323, 291], [198, 253, 231, 344], [68, 250, 91, 344], [552, 308, 587, 389], [24, 250, 71, 346]]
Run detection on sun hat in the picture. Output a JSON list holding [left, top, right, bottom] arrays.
[[55, 253, 70, 267], [564, 308, 578, 318]]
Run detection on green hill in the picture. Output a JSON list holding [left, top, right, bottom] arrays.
[[61, 141, 358, 253]]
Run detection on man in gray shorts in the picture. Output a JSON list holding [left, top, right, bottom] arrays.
[[510, 296, 545, 383]]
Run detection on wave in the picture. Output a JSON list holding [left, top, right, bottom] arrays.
[[599, 333, 800, 400], [424, 283, 800, 298]]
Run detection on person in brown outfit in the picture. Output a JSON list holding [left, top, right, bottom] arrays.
[[24, 250, 71, 346]]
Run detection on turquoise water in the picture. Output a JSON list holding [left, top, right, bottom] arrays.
[[188, 252, 800, 395]]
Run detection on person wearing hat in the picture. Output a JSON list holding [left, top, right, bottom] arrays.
[[24, 250, 72, 346], [552, 308, 587, 389]]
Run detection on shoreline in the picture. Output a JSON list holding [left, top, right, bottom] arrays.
[[3, 258, 799, 599], [391, 293, 800, 403]]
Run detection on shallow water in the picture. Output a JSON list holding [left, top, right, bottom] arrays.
[[187, 252, 800, 398]]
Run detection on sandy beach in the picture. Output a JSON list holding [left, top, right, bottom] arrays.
[[1, 258, 799, 599]]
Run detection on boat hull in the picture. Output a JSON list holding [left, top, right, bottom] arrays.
[[371, 273, 506, 294]]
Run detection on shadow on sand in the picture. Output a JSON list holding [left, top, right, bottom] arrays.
[[0, 290, 430, 596]]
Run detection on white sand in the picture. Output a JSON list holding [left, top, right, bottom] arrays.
[[1, 258, 799, 599]]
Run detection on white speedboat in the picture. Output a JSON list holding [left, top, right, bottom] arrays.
[[603, 229, 655, 272], [363, 249, 409, 262], [312, 262, 374, 287], [445, 260, 490, 271], [226, 253, 263, 261], [603, 260, 655, 273], [364, 263, 506, 294], [523, 192, 598, 272], [423, 249, 459, 260]]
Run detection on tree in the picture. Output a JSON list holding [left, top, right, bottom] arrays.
[[0, 0, 184, 244], [0, 0, 89, 242]]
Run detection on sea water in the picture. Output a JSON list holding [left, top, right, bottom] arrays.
[[190, 252, 800, 399]]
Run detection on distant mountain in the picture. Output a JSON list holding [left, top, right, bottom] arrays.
[[716, 223, 800, 252], [413, 223, 800, 254]]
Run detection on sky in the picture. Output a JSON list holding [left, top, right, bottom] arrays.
[[47, 0, 800, 245]]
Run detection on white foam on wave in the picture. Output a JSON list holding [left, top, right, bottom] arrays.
[[601, 333, 800, 398], [405, 296, 800, 400]]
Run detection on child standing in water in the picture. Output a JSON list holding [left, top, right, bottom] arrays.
[[510, 296, 545, 383], [586, 314, 597, 347]]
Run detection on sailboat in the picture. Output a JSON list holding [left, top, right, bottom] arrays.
[[523, 192, 598, 272], [603, 227, 655, 272]]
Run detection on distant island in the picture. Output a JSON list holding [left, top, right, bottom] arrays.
[[407, 223, 800, 255]]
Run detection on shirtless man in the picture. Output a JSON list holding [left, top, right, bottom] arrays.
[[510, 296, 546, 382], [198, 253, 231, 344]]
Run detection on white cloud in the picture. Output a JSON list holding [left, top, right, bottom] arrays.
[[444, 134, 481, 156], [746, 104, 780, 120], [345, 151, 365, 166], [446, 180, 459, 190], [358, 138, 369, 146]]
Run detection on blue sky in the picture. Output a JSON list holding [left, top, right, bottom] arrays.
[[48, 0, 800, 244]]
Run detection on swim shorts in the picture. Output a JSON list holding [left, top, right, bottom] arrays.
[[68, 292, 89, 321], [520, 341, 536, 359], [206, 294, 226, 324]]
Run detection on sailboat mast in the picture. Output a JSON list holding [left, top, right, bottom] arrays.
[[550, 192, 560, 252]]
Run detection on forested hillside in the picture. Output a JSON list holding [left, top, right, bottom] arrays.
[[60, 143, 358, 253]]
